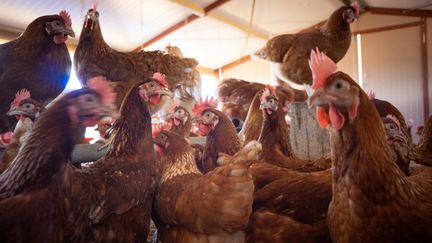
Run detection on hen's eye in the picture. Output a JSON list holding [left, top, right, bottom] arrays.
[[335, 82, 342, 89]]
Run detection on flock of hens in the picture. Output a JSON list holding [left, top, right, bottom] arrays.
[[0, 1, 431, 243]]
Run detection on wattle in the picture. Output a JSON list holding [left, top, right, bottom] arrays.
[[329, 104, 345, 130], [53, 34, 68, 44], [149, 95, 161, 105], [198, 123, 211, 136]]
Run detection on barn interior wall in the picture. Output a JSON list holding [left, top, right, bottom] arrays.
[[220, 13, 430, 141]]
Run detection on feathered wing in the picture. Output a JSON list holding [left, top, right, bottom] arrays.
[[0, 41, 15, 77], [254, 34, 297, 62], [133, 50, 200, 90], [218, 79, 265, 105], [176, 161, 254, 233], [414, 116, 432, 166], [246, 210, 331, 243], [86, 163, 157, 224]]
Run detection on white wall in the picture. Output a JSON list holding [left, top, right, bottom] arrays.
[[220, 59, 272, 84]]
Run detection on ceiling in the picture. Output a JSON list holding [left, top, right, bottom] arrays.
[[0, 0, 431, 70]]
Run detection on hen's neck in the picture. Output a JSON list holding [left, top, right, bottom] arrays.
[[77, 23, 108, 49], [208, 110, 241, 150], [0, 101, 76, 198], [242, 93, 263, 143], [259, 109, 293, 158], [321, 10, 351, 41], [330, 93, 418, 203], [171, 120, 192, 138], [106, 89, 154, 158], [160, 147, 199, 184], [15, 29, 68, 61]]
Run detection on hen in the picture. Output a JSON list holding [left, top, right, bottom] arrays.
[[413, 115, 432, 166], [0, 79, 116, 243], [309, 49, 432, 242], [74, 7, 200, 108], [192, 98, 241, 173], [153, 128, 260, 243], [66, 76, 163, 242], [218, 78, 303, 123], [255, 2, 359, 89], [0, 89, 45, 173], [258, 87, 331, 171], [0, 11, 74, 133], [166, 101, 195, 138]]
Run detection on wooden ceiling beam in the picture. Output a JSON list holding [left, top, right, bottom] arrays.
[[171, 0, 269, 40], [366, 7, 432, 18], [132, 0, 230, 52], [214, 19, 328, 74]]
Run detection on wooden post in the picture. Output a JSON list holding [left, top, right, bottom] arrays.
[[288, 102, 330, 160]]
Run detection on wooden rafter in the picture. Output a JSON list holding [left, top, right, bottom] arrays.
[[366, 7, 432, 18], [132, 0, 230, 52], [170, 0, 269, 40], [353, 20, 422, 35], [214, 19, 328, 74]]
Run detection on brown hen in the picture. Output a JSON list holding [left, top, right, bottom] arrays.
[[255, 2, 359, 89], [0, 11, 74, 133], [0, 81, 117, 243], [153, 130, 260, 243], [309, 49, 432, 242], [74, 7, 200, 108], [193, 99, 241, 173]]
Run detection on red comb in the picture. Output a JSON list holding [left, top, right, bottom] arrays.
[[10, 89, 31, 109], [152, 122, 172, 138], [192, 96, 218, 117], [92, 1, 98, 11], [87, 76, 116, 105], [260, 85, 276, 103], [309, 47, 337, 90], [59, 10, 72, 27], [367, 90, 375, 100], [351, 1, 360, 17], [153, 72, 168, 88]]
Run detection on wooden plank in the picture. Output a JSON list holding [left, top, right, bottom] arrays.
[[353, 21, 422, 35], [421, 17, 430, 123], [169, 0, 205, 16], [207, 12, 269, 40], [367, 7, 432, 18], [172, 0, 268, 40], [289, 102, 330, 160], [132, 0, 230, 52], [132, 14, 200, 52], [216, 55, 251, 74]]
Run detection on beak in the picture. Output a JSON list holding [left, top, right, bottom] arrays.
[[46, 21, 75, 37], [64, 24, 75, 37], [166, 113, 175, 120], [309, 88, 328, 109], [192, 117, 202, 124], [259, 102, 273, 110], [6, 108, 20, 116], [158, 89, 173, 98]]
